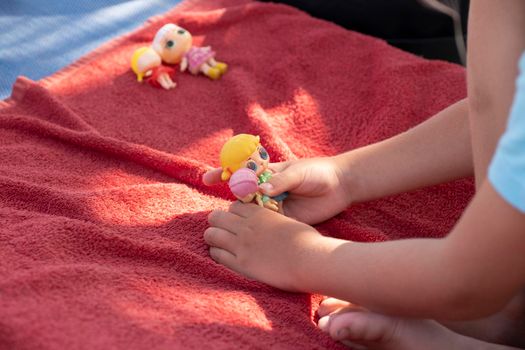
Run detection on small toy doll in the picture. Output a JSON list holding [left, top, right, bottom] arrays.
[[130, 47, 177, 90], [152, 23, 227, 80], [220, 134, 287, 212]]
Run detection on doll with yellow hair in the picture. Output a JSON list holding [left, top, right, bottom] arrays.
[[130, 46, 177, 90], [220, 134, 287, 212]]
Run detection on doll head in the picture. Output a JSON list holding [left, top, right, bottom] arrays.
[[220, 134, 270, 181], [152, 23, 193, 64], [131, 47, 162, 82]]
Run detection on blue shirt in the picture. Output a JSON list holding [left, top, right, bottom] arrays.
[[488, 53, 525, 213]]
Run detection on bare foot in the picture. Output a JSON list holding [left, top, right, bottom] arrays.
[[317, 298, 522, 350]]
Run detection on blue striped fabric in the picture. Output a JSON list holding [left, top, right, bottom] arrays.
[[0, 0, 182, 99]]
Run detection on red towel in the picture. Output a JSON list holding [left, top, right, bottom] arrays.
[[0, 0, 473, 349]]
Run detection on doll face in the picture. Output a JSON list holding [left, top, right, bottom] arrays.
[[241, 145, 270, 176], [155, 25, 193, 64], [137, 49, 161, 75]]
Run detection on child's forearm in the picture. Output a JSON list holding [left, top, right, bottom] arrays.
[[467, 0, 525, 189], [296, 235, 505, 320], [294, 181, 525, 321], [296, 235, 462, 319], [336, 98, 472, 203]]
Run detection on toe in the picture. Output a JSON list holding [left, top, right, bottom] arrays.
[[329, 311, 400, 343], [317, 316, 330, 331], [318, 297, 352, 317]]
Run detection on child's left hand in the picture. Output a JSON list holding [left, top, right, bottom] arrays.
[[205, 201, 326, 291]]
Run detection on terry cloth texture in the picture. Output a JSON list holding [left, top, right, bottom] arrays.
[[0, 0, 473, 349]]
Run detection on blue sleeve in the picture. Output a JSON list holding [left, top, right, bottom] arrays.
[[488, 53, 525, 213]]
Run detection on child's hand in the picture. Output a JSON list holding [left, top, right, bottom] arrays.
[[205, 201, 327, 291], [203, 156, 351, 224]]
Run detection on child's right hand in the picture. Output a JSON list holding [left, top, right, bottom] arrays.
[[203, 156, 351, 224]]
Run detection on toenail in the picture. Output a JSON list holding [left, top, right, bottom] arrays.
[[317, 316, 330, 331], [335, 328, 350, 340]]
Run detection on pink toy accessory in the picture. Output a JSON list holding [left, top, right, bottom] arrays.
[[228, 168, 258, 198]]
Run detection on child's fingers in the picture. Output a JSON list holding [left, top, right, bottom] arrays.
[[202, 167, 223, 185], [259, 169, 302, 196], [228, 201, 261, 218], [268, 161, 289, 173], [207, 210, 243, 233], [204, 227, 237, 254], [209, 246, 237, 268]]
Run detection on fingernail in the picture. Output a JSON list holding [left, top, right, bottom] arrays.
[[259, 183, 274, 193], [335, 328, 350, 340], [317, 316, 330, 331]]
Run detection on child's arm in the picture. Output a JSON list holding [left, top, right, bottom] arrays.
[[467, 0, 525, 188], [297, 179, 525, 320], [205, 0, 525, 325], [206, 180, 525, 321], [305, 0, 525, 319], [204, 99, 473, 225], [308, 0, 525, 307], [336, 98, 473, 204]]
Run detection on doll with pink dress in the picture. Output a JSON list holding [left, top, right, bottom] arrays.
[[152, 23, 227, 80]]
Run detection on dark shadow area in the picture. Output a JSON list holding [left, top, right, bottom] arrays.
[[259, 0, 470, 64]]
